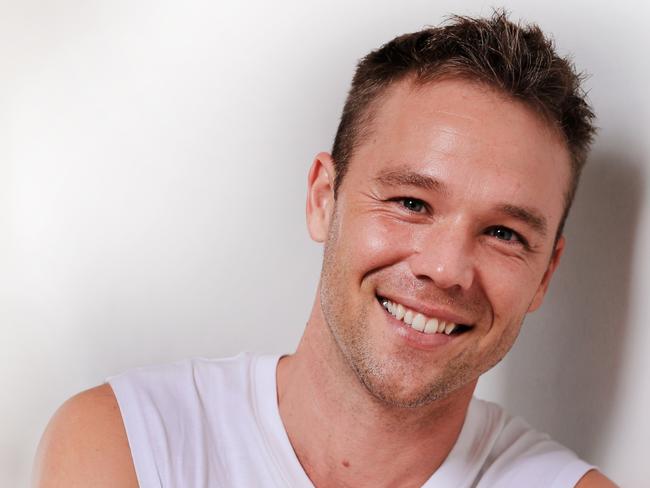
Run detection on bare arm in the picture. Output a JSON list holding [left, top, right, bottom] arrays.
[[32, 384, 138, 488], [575, 469, 618, 488]]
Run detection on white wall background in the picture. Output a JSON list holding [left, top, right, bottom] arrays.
[[2, 1, 648, 486]]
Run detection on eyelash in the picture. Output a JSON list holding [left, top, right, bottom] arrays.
[[391, 197, 428, 214], [485, 226, 529, 248]]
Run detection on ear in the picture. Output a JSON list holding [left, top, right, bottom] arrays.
[[527, 236, 565, 312], [306, 152, 336, 242]]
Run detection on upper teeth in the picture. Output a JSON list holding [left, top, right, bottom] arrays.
[[381, 299, 457, 335]]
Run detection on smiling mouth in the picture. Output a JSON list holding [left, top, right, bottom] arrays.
[[376, 295, 472, 336]]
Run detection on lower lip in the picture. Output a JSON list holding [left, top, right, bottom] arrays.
[[380, 303, 459, 350]]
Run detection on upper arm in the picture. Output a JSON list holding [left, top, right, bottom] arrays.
[[32, 383, 138, 488], [575, 469, 618, 488]]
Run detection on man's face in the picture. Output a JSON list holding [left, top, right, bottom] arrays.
[[310, 78, 570, 408]]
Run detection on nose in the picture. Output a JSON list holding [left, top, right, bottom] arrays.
[[407, 223, 475, 291]]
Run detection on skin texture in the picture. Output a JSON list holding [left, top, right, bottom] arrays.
[[33, 77, 616, 487], [33, 384, 138, 487]]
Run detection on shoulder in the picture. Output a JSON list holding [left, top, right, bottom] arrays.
[[33, 384, 138, 488], [108, 354, 256, 395], [105, 354, 258, 419], [33, 354, 265, 487], [575, 469, 618, 487], [469, 398, 614, 487]]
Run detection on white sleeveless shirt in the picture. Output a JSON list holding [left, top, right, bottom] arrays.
[[108, 353, 594, 487]]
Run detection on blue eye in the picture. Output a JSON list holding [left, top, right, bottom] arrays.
[[400, 198, 426, 213], [486, 226, 521, 243]]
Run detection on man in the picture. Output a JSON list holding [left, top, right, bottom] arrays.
[[34, 12, 615, 487]]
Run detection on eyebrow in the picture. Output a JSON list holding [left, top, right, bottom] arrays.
[[373, 168, 448, 194], [497, 204, 548, 237]]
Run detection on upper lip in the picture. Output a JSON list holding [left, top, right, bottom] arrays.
[[377, 293, 475, 326]]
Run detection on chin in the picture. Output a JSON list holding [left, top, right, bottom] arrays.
[[346, 349, 476, 409]]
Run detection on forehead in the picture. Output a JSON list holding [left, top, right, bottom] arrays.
[[344, 78, 571, 227], [364, 77, 567, 165]]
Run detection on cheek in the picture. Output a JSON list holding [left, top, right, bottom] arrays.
[[475, 252, 544, 320], [346, 215, 416, 272]]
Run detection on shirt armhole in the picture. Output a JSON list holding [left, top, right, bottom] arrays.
[[550, 459, 597, 488], [107, 375, 164, 488]]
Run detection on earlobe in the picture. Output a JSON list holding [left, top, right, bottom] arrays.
[[306, 152, 336, 242], [528, 236, 565, 312]]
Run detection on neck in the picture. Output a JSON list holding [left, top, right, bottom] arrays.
[[277, 297, 476, 488]]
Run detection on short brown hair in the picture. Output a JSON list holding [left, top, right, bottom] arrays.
[[331, 10, 596, 237]]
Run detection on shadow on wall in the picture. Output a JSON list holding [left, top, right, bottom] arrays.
[[501, 151, 644, 463]]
